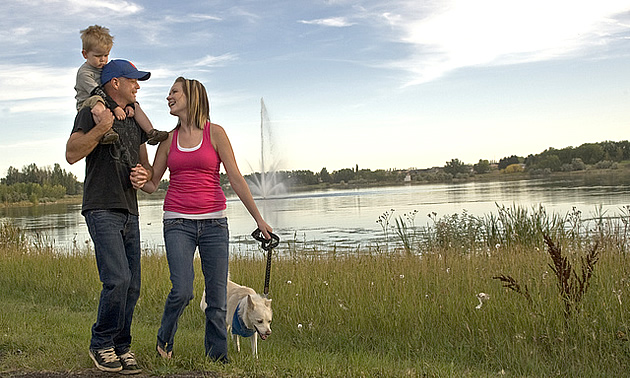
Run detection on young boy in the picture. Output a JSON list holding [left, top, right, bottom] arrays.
[[75, 25, 167, 145]]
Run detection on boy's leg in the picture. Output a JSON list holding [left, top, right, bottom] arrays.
[[134, 103, 168, 145], [81, 95, 105, 111], [82, 95, 118, 144]]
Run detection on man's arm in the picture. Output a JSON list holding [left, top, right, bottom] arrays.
[[65, 109, 114, 164]]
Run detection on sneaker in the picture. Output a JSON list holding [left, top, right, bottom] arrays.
[[118, 351, 142, 375], [147, 129, 168, 145], [89, 347, 122, 372], [100, 129, 119, 144]]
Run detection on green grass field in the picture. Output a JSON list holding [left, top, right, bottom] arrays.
[[1, 206, 630, 377]]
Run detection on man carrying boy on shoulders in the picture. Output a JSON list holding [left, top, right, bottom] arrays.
[[66, 59, 153, 375]]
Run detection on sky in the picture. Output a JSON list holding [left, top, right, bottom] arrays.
[[1, 0, 630, 180]]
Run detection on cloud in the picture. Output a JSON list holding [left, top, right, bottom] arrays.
[[189, 13, 223, 22], [66, 0, 143, 13], [382, 0, 630, 86], [193, 54, 239, 67], [299, 17, 355, 27], [0, 64, 75, 105], [163, 13, 222, 23]]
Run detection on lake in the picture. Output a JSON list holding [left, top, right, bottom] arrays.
[[1, 177, 629, 253]]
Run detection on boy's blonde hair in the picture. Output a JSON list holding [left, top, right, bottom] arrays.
[[80, 25, 114, 52], [174, 77, 210, 130]]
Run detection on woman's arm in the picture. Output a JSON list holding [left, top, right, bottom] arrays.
[[138, 133, 171, 193], [130, 143, 154, 190], [212, 124, 273, 239]]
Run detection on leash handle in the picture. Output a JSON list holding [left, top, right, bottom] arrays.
[[251, 229, 280, 251], [251, 229, 280, 296]]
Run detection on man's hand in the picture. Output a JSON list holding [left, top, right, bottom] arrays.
[[130, 164, 149, 189], [66, 109, 115, 165], [91, 102, 107, 123], [97, 109, 115, 133]]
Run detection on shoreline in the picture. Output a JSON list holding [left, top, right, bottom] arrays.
[[3, 167, 629, 209]]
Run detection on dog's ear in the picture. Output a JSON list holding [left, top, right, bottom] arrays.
[[264, 298, 272, 307], [247, 294, 255, 308]]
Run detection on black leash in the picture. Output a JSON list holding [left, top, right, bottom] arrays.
[[251, 229, 280, 297]]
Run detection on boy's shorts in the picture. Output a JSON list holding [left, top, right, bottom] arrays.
[[79, 95, 106, 111]]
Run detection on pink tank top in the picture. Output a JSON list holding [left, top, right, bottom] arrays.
[[164, 123, 227, 214]]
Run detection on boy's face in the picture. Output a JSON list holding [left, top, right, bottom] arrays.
[[82, 46, 110, 69]]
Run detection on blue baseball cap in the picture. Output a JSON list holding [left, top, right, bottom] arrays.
[[101, 59, 151, 85]]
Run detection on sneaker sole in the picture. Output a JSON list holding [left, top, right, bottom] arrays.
[[89, 351, 123, 372]]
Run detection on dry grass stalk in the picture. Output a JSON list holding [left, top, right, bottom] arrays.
[[543, 233, 599, 317], [492, 273, 532, 305]]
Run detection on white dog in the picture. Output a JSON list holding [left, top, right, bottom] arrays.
[[201, 279, 272, 358]]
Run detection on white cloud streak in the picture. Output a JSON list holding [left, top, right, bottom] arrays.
[[66, 0, 143, 13], [0, 65, 75, 107], [380, 0, 630, 86], [299, 17, 355, 27], [193, 54, 239, 67]]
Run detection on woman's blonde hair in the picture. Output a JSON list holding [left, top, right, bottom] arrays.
[[174, 77, 210, 130]]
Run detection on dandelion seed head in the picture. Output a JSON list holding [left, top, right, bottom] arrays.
[[476, 292, 490, 309], [477, 292, 490, 301]]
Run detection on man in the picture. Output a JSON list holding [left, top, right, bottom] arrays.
[[66, 59, 153, 374]]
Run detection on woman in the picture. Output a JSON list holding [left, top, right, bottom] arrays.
[[138, 77, 272, 362]]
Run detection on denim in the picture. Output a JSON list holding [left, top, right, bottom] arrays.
[[157, 217, 229, 361], [84, 210, 141, 354]]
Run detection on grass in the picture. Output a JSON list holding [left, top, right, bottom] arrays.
[[2, 205, 630, 377]]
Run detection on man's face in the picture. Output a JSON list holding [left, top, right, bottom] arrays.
[[115, 77, 140, 104]]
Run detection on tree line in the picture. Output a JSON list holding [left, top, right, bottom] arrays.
[[1, 163, 81, 204], [253, 140, 630, 186], [3, 140, 628, 203]]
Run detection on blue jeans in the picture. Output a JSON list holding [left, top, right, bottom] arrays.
[[84, 210, 141, 354], [157, 218, 229, 361]]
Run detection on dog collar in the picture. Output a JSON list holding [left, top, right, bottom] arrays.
[[232, 303, 256, 338]]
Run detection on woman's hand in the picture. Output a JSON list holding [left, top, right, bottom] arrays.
[[130, 164, 149, 189], [256, 220, 273, 240]]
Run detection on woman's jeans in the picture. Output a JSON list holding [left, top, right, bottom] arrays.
[[84, 210, 141, 354], [157, 218, 229, 360]]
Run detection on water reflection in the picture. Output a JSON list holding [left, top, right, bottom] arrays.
[[2, 178, 629, 252]]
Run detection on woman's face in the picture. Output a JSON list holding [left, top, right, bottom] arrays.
[[167, 81, 186, 117]]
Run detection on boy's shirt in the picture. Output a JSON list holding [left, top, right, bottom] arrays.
[[75, 62, 102, 110], [75, 62, 120, 112]]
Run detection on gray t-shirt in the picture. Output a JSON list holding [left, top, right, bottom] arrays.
[[75, 62, 101, 110]]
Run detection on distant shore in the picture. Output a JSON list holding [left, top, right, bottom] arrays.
[[3, 165, 629, 209]]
